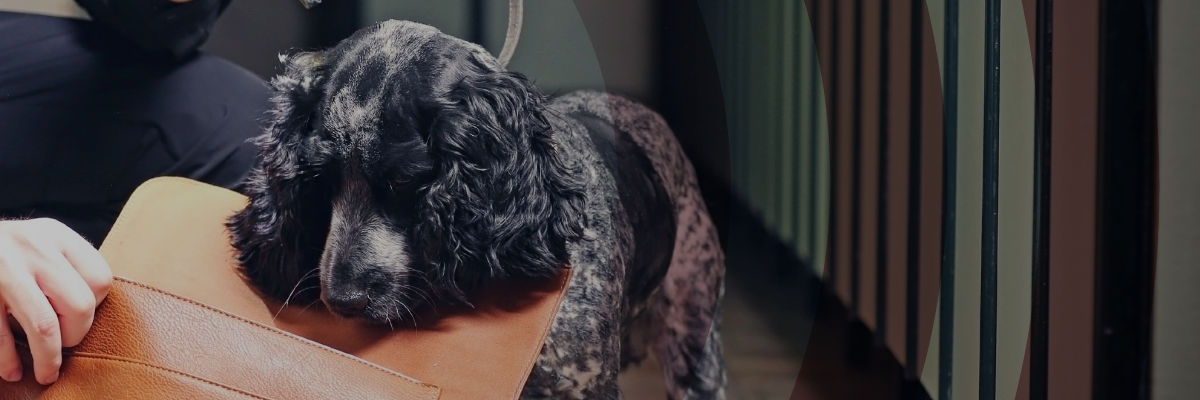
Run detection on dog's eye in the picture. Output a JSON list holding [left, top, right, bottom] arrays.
[[382, 174, 419, 196], [393, 175, 415, 187]]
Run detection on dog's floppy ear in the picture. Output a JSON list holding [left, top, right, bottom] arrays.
[[228, 51, 332, 303], [419, 70, 587, 301]]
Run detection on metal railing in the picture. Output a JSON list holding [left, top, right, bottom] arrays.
[[704, 0, 1158, 398]]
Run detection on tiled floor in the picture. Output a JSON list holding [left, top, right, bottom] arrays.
[[617, 210, 905, 400]]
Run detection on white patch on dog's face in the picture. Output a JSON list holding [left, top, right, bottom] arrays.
[[317, 171, 416, 320], [359, 221, 410, 271], [321, 191, 410, 275]]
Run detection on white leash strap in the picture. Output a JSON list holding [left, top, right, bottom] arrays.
[[496, 0, 523, 69]]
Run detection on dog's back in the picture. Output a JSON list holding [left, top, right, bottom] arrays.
[[520, 91, 726, 400]]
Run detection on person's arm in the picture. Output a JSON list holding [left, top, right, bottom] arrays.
[[0, 218, 112, 385]]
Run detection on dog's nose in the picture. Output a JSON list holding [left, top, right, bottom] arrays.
[[324, 290, 369, 315]]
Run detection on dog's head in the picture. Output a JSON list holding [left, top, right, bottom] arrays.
[[228, 20, 587, 323]]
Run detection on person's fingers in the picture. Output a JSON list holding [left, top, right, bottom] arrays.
[[0, 218, 109, 385], [44, 220, 112, 304], [35, 252, 97, 348], [2, 275, 63, 385], [0, 301, 21, 382]]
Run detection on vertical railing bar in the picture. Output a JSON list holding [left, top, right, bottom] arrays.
[[794, 0, 807, 260], [750, 0, 762, 216], [940, 0, 959, 398], [754, 0, 762, 220], [828, 0, 842, 291], [726, 0, 735, 195], [723, 0, 733, 193], [876, 0, 892, 348], [468, 0, 485, 46], [724, 0, 734, 199], [727, 0, 737, 196], [905, 0, 924, 383], [851, 0, 865, 321], [1094, 1, 1157, 398], [777, 0, 787, 249], [1030, 0, 1053, 398], [766, 1, 775, 226], [768, 0, 779, 224], [770, 0, 777, 225], [981, 0, 1001, 398], [744, 0, 753, 205], [758, 0, 767, 226], [778, 0, 790, 239], [746, 0, 755, 207], [721, 0, 729, 109], [777, 0, 790, 240], [809, 0, 821, 271], [762, 0, 775, 226], [736, 0, 748, 202]]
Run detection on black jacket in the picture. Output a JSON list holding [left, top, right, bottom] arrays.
[[0, 11, 268, 245]]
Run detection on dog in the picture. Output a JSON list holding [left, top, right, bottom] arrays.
[[227, 20, 726, 400]]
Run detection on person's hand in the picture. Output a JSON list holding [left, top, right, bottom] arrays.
[[0, 218, 112, 385]]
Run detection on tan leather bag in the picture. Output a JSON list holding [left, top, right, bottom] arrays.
[[1, 177, 570, 400]]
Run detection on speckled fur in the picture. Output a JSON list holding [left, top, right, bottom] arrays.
[[522, 93, 727, 400]]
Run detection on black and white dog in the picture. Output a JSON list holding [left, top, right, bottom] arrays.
[[227, 20, 725, 400]]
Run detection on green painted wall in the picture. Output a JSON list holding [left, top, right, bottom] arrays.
[[1155, 1, 1200, 398]]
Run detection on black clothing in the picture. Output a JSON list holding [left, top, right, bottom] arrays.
[[0, 11, 268, 245], [74, 0, 233, 59]]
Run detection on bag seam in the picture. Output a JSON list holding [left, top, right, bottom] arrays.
[[100, 177, 439, 398], [46, 351, 273, 400]]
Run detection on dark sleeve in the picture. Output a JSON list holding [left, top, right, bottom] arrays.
[[73, 0, 233, 59], [0, 12, 269, 245]]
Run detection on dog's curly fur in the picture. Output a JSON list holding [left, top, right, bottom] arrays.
[[227, 20, 726, 399]]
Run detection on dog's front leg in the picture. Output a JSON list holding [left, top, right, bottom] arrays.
[[520, 286, 626, 399], [520, 235, 626, 399], [521, 338, 624, 400]]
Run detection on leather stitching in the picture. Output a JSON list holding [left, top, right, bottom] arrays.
[[54, 352, 273, 400], [111, 278, 440, 395]]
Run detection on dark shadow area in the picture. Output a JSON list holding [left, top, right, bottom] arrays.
[[725, 196, 913, 400]]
